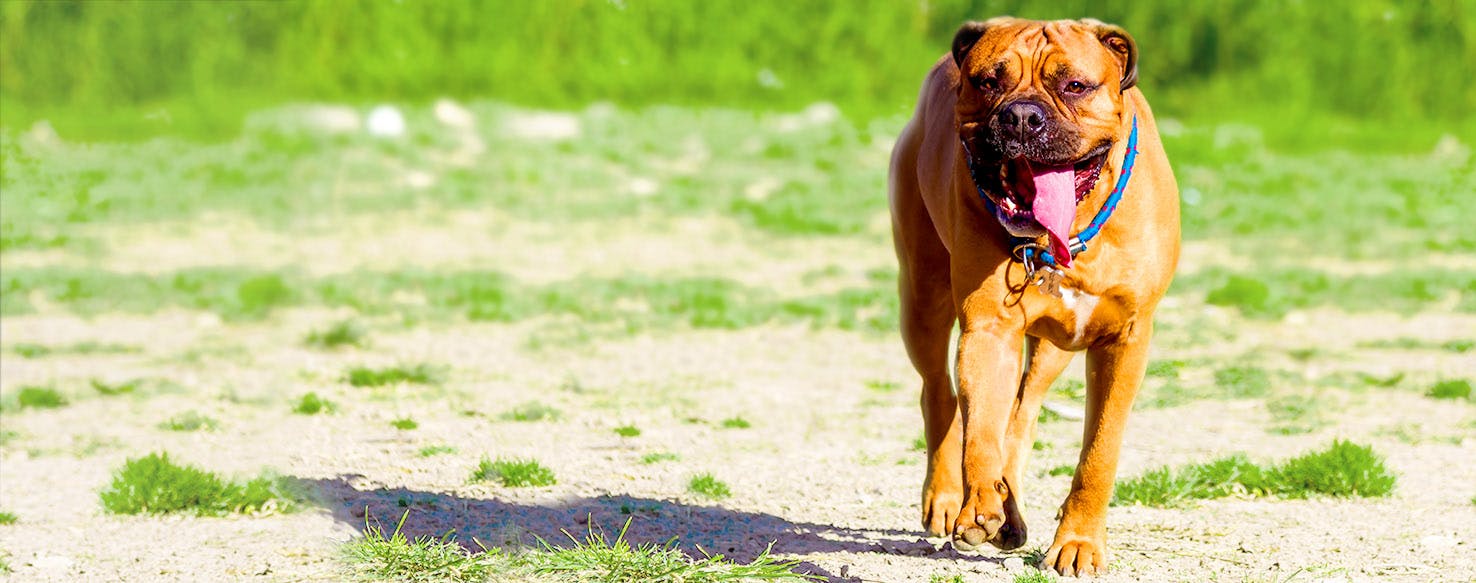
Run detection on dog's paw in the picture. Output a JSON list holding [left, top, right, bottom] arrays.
[[950, 481, 1008, 552], [921, 478, 963, 537], [1041, 533, 1107, 577]]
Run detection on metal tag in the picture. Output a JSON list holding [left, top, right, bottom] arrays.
[[1033, 266, 1064, 297]]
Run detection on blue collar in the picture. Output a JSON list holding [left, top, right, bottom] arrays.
[[964, 116, 1139, 270]]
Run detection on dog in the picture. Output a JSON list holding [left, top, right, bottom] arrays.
[[888, 17, 1180, 576]]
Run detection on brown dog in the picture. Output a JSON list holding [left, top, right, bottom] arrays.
[[888, 17, 1180, 576]]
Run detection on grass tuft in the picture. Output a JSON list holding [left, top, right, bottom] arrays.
[[720, 416, 751, 429], [524, 519, 815, 582], [391, 417, 419, 430], [1113, 440, 1394, 507], [158, 410, 220, 432], [91, 379, 140, 396], [0, 511, 15, 525], [688, 473, 731, 499], [305, 319, 369, 349], [16, 386, 68, 409], [1048, 464, 1075, 477], [344, 511, 499, 583], [292, 392, 335, 415], [641, 452, 679, 464], [1426, 379, 1472, 401], [499, 401, 562, 422], [614, 424, 641, 438], [345, 364, 446, 387], [471, 457, 556, 487], [1013, 570, 1054, 583], [1213, 365, 1273, 398], [99, 452, 299, 515], [418, 445, 457, 457]]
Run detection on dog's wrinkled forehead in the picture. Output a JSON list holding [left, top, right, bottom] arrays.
[[953, 18, 1137, 93]]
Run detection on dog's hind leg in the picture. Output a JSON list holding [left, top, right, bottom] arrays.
[[891, 133, 961, 538], [995, 336, 1074, 549]]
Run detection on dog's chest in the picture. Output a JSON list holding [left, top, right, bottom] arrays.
[[1026, 283, 1126, 351]]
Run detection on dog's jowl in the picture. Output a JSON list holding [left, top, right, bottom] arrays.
[[888, 17, 1180, 577]]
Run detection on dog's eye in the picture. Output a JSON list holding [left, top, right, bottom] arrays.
[[1063, 81, 1090, 95], [975, 77, 1000, 91]]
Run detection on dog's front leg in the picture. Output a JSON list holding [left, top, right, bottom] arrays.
[[951, 323, 1023, 550], [1043, 319, 1152, 577]]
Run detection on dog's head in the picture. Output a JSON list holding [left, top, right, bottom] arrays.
[[951, 18, 1137, 256]]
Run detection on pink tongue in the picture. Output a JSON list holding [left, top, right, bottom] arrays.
[[1029, 162, 1078, 267]]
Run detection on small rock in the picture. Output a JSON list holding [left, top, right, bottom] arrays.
[[367, 105, 406, 138], [1003, 556, 1025, 571], [504, 112, 580, 141], [26, 120, 60, 145], [434, 98, 476, 131]]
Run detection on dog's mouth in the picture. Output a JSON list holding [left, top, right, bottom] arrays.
[[970, 145, 1110, 266]]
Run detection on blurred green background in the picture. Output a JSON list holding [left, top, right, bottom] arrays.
[[2, 0, 1474, 142]]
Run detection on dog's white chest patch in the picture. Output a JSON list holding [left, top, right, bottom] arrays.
[[1060, 287, 1100, 340]]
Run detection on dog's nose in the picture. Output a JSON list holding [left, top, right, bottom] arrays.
[[997, 101, 1047, 140]]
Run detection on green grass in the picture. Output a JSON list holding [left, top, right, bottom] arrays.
[[15, 386, 67, 409], [1426, 379, 1473, 401], [158, 411, 220, 432], [418, 445, 457, 457], [343, 511, 498, 583], [499, 401, 562, 422], [344, 510, 812, 583], [292, 392, 335, 415], [1048, 464, 1075, 477], [911, 436, 927, 452], [99, 452, 299, 515], [1014, 571, 1054, 583], [390, 417, 419, 431], [640, 452, 679, 465], [345, 364, 445, 387], [1213, 366, 1274, 398], [688, 473, 731, 500], [470, 457, 556, 487], [91, 378, 140, 396], [0, 511, 15, 525], [613, 424, 641, 438], [720, 416, 751, 429], [930, 575, 965, 583], [1266, 395, 1326, 435], [1113, 440, 1395, 507], [1357, 338, 1475, 353], [11, 341, 140, 358], [864, 379, 901, 393], [304, 319, 369, 349]]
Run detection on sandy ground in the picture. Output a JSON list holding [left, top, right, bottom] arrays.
[[2, 215, 1474, 583]]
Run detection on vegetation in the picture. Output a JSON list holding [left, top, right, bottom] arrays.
[[158, 411, 220, 432], [15, 386, 66, 409], [613, 425, 641, 438], [1427, 379, 1473, 401], [688, 474, 732, 500], [499, 401, 563, 422], [640, 452, 680, 465], [345, 364, 445, 387], [344, 511, 812, 583], [720, 416, 752, 429], [292, 392, 335, 415], [390, 417, 419, 431], [470, 457, 557, 488], [417, 445, 457, 458], [305, 319, 369, 349], [99, 452, 299, 515], [1114, 440, 1396, 507], [3, 1, 1472, 141]]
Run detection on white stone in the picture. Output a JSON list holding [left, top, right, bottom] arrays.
[[366, 105, 406, 138], [433, 98, 476, 130], [504, 112, 580, 141]]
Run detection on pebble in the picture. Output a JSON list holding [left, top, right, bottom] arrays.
[[1003, 556, 1025, 571]]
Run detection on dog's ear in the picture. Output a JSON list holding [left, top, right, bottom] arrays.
[[1082, 19, 1138, 91], [951, 21, 990, 69]]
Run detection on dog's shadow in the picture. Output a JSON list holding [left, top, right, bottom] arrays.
[[298, 475, 1004, 582]]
